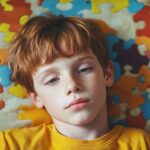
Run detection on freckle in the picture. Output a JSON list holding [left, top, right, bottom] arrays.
[[0, 100, 5, 109]]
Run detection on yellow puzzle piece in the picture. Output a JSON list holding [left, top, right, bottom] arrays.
[[0, 0, 13, 11], [59, 0, 72, 4], [8, 84, 27, 98], [18, 105, 52, 127], [91, 0, 129, 14], [0, 23, 15, 43]]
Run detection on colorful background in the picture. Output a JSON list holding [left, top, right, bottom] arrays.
[[1, 0, 150, 131]]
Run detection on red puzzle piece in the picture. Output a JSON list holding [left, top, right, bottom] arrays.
[[133, 6, 150, 37], [0, 0, 32, 32]]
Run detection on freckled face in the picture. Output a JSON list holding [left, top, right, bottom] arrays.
[[32, 51, 113, 126]]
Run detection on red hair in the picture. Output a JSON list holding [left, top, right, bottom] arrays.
[[8, 14, 109, 93]]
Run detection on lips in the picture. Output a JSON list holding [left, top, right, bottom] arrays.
[[65, 98, 89, 109]]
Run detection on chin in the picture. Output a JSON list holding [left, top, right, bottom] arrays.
[[67, 114, 96, 126]]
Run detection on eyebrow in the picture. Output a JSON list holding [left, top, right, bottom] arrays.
[[76, 55, 95, 62], [37, 67, 58, 82]]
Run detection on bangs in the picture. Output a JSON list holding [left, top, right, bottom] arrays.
[[40, 23, 91, 65]]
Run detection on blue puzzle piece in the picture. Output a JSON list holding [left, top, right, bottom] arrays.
[[128, 0, 144, 14], [111, 95, 120, 104], [112, 61, 121, 81], [0, 64, 12, 87], [106, 34, 120, 60], [123, 39, 135, 49], [41, 0, 91, 17], [140, 91, 150, 120]]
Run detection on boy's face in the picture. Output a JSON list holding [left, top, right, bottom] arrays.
[[30, 50, 114, 126]]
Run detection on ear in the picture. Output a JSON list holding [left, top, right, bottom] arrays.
[[104, 61, 114, 87], [28, 92, 44, 108]]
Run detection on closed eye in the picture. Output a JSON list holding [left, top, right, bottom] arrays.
[[78, 67, 93, 74], [45, 78, 60, 85]]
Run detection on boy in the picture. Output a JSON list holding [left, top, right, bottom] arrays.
[[0, 14, 150, 149]]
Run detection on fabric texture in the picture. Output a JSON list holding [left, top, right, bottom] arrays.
[[0, 123, 150, 150]]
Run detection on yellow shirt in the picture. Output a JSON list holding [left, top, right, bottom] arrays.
[[0, 124, 150, 150]]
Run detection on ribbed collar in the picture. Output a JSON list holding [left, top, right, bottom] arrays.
[[50, 124, 123, 149]]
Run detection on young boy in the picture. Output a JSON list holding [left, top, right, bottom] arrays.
[[0, 14, 150, 149]]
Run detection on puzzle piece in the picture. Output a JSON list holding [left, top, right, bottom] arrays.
[[42, 0, 90, 16], [0, 0, 13, 11], [127, 0, 144, 14], [109, 63, 150, 128], [108, 102, 128, 127], [25, 0, 48, 17], [136, 35, 150, 47], [0, 0, 32, 32], [0, 48, 8, 65], [8, 84, 27, 98], [133, 6, 150, 37], [137, 44, 150, 59], [106, 34, 119, 59], [127, 95, 144, 109], [0, 88, 32, 130], [91, 0, 129, 14], [18, 105, 52, 127], [0, 84, 3, 93], [108, 102, 121, 117], [140, 90, 150, 120], [113, 61, 122, 81], [59, 0, 72, 3], [108, 70, 137, 99], [0, 64, 12, 87], [126, 108, 146, 128], [80, 4, 142, 41], [0, 23, 15, 43], [0, 99, 5, 110], [135, 36, 150, 59], [123, 39, 135, 49], [19, 15, 29, 26], [56, 2, 73, 11], [108, 72, 144, 110], [113, 40, 149, 73], [137, 65, 150, 91]]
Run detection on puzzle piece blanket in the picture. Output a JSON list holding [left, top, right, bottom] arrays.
[[1, 0, 150, 131]]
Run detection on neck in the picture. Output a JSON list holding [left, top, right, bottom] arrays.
[[53, 107, 109, 140]]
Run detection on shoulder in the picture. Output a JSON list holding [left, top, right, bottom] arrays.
[[0, 123, 52, 149], [0, 124, 51, 143], [120, 126, 150, 138], [1, 123, 52, 137], [117, 125, 150, 148]]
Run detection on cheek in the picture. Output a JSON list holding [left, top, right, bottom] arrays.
[[89, 75, 106, 97], [39, 88, 63, 107], [86, 73, 104, 88]]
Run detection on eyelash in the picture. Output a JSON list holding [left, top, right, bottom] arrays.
[[78, 67, 93, 74], [45, 78, 60, 85]]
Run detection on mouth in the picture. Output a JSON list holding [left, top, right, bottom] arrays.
[[65, 98, 89, 110]]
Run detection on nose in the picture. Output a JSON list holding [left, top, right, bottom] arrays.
[[66, 76, 82, 95]]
